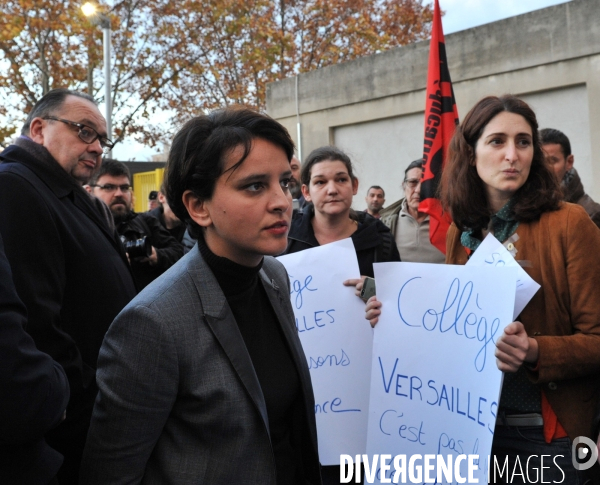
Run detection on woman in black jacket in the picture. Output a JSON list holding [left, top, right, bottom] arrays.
[[284, 148, 398, 484], [284, 146, 399, 277]]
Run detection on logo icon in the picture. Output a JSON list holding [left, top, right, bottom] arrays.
[[572, 436, 598, 471]]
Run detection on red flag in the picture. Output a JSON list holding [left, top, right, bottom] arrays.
[[419, 0, 458, 254]]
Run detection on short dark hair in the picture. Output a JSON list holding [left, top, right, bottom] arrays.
[[404, 159, 424, 180], [367, 185, 385, 197], [89, 159, 131, 186], [440, 95, 562, 232], [539, 128, 571, 158], [22, 88, 97, 136], [165, 106, 295, 237], [300, 146, 357, 187]]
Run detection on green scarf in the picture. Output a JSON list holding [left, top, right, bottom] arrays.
[[461, 199, 519, 251]]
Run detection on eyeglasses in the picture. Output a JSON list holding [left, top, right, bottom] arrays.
[[90, 184, 131, 193], [43, 116, 114, 153], [403, 178, 421, 189]]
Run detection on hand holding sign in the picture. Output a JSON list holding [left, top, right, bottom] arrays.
[[495, 321, 539, 372]]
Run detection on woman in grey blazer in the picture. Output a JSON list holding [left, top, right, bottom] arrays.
[[81, 108, 322, 485]]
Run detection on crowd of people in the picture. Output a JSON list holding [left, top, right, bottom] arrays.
[[1, 87, 600, 485]]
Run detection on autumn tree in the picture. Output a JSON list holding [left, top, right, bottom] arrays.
[[0, 0, 433, 152], [0, 1, 85, 144], [172, 0, 434, 123], [277, 0, 434, 74], [0, 0, 213, 148]]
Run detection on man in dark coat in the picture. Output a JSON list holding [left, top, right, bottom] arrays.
[[89, 160, 184, 290], [0, 88, 137, 484], [0, 231, 70, 485]]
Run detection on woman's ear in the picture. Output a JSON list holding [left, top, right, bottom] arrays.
[[182, 190, 212, 228], [301, 183, 312, 202], [352, 177, 359, 196]]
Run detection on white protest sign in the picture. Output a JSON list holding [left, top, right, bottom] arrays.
[[278, 238, 373, 465], [366, 262, 517, 484], [466, 233, 540, 320]]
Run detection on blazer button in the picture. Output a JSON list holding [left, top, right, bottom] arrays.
[[548, 382, 558, 391]]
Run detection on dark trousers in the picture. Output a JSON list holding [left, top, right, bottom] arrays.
[[490, 425, 592, 484], [45, 401, 94, 485], [322, 464, 363, 485]]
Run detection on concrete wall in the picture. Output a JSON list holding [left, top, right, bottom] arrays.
[[266, 0, 600, 206]]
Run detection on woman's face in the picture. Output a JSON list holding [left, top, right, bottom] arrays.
[[302, 160, 358, 217], [474, 111, 534, 211], [188, 138, 293, 266]]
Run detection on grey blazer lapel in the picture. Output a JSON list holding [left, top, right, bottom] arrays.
[[187, 250, 270, 432]]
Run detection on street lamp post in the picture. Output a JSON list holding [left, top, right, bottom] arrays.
[[82, 2, 112, 157], [102, 18, 111, 155]]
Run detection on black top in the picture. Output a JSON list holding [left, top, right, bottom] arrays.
[[198, 237, 305, 485], [285, 206, 401, 277]]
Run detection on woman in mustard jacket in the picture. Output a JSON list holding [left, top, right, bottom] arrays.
[[367, 95, 600, 483], [442, 95, 600, 483]]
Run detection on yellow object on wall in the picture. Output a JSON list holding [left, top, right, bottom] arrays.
[[133, 168, 164, 213]]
